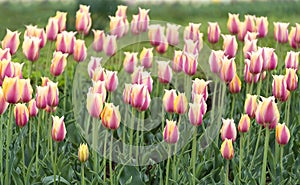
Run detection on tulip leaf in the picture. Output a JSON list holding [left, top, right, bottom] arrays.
[[119, 166, 144, 185], [42, 175, 70, 185]]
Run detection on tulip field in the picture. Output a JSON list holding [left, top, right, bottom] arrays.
[[1, 0, 300, 184]]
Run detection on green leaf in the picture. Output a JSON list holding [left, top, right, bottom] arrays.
[[119, 166, 144, 185]]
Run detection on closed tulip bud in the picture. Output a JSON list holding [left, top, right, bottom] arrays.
[[88, 57, 102, 79], [238, 114, 250, 133], [123, 84, 132, 104], [238, 22, 247, 41], [50, 51, 68, 77], [276, 123, 290, 145], [285, 51, 299, 70], [163, 120, 179, 144], [0, 87, 9, 115], [243, 39, 257, 59], [28, 99, 38, 117], [220, 57, 236, 83], [183, 53, 198, 76], [244, 15, 256, 32], [115, 5, 127, 20], [92, 30, 105, 52], [189, 102, 206, 126], [0, 59, 14, 79], [101, 103, 121, 130], [285, 68, 298, 91], [92, 67, 106, 82], [73, 39, 87, 62], [0, 48, 11, 60], [22, 36, 41, 62], [55, 11, 67, 33], [208, 22, 221, 43], [222, 34, 238, 58], [184, 39, 199, 55], [14, 103, 29, 127], [86, 89, 103, 118], [130, 84, 151, 111], [131, 15, 139, 35], [138, 87, 151, 111], [157, 61, 172, 83], [163, 89, 177, 113], [244, 32, 258, 42], [76, 5, 92, 35], [272, 75, 290, 102], [220, 138, 234, 160], [244, 59, 260, 84], [192, 94, 207, 114], [174, 92, 188, 114], [19, 79, 33, 103], [46, 17, 59, 41], [13, 62, 24, 79], [255, 96, 279, 129], [140, 47, 153, 69], [1, 29, 20, 55], [184, 23, 201, 41], [221, 118, 237, 142], [2, 77, 21, 104], [109, 16, 125, 38], [103, 35, 117, 57], [92, 80, 107, 102], [131, 66, 144, 84], [123, 52, 138, 74], [229, 74, 241, 94], [166, 23, 180, 46], [274, 22, 289, 43], [249, 51, 263, 74], [244, 94, 257, 118], [78, 143, 89, 163], [51, 116, 66, 142], [137, 7, 150, 32], [35, 85, 48, 109], [24, 25, 47, 48], [288, 27, 298, 49], [47, 82, 59, 107], [256, 16, 268, 38], [105, 70, 118, 92], [295, 23, 300, 43], [227, 13, 240, 34], [172, 50, 185, 73], [56, 31, 76, 54], [260, 47, 277, 71], [148, 25, 165, 46], [138, 71, 153, 93], [192, 78, 210, 101], [156, 36, 168, 54], [209, 50, 224, 74], [41, 77, 50, 87]]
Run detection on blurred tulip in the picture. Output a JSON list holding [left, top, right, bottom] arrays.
[[148, 24, 164, 46], [41, 77, 50, 87], [0, 59, 14, 80], [92, 66, 106, 82], [47, 82, 59, 107], [55, 11, 67, 33], [163, 120, 179, 144], [295, 23, 300, 43], [140, 47, 153, 68], [101, 103, 121, 130], [56, 31, 76, 54], [50, 51, 68, 77], [156, 36, 169, 54], [109, 16, 125, 38], [123, 52, 138, 73], [103, 35, 117, 57], [19, 79, 33, 103], [123, 84, 132, 104], [137, 7, 150, 32], [209, 50, 224, 74], [76, 5, 92, 35], [14, 103, 29, 127], [2, 77, 21, 104], [184, 39, 199, 55], [208, 22, 221, 43], [238, 114, 251, 133], [46, 17, 59, 41], [73, 39, 87, 62], [131, 66, 144, 84], [244, 94, 257, 118], [137, 71, 153, 93], [272, 75, 290, 102], [172, 50, 185, 73], [249, 50, 263, 74], [105, 70, 118, 92], [244, 32, 258, 42], [238, 22, 247, 41], [1, 29, 20, 55], [229, 74, 241, 94], [92, 30, 105, 52], [86, 88, 103, 118], [0, 87, 8, 115], [221, 118, 237, 142], [220, 138, 234, 160], [244, 60, 259, 84], [243, 39, 257, 59], [24, 25, 47, 48], [260, 47, 277, 71], [256, 16, 268, 38], [115, 5, 127, 20], [244, 15, 256, 32], [0, 48, 11, 60], [274, 22, 289, 43], [92, 80, 107, 102], [163, 89, 177, 113], [52, 116, 66, 142], [189, 102, 206, 126], [220, 57, 236, 83], [35, 85, 48, 109], [45, 105, 57, 113], [22, 36, 41, 62], [130, 84, 151, 111], [285, 51, 299, 70], [289, 27, 298, 49], [131, 15, 139, 35], [78, 143, 89, 163], [222, 34, 238, 58], [285, 68, 298, 91], [174, 92, 188, 114], [157, 61, 172, 84], [28, 99, 38, 117], [255, 96, 279, 129], [227, 13, 240, 34], [192, 78, 210, 101], [192, 94, 207, 114], [276, 123, 290, 145], [88, 56, 102, 78], [12, 62, 23, 79], [166, 23, 180, 46], [184, 23, 201, 41], [183, 53, 198, 76]]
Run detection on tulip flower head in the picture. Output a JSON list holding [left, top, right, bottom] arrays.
[[19, 78, 33, 103], [86, 88, 103, 118], [249, 50, 263, 74], [274, 22, 289, 43], [137, 7, 150, 32], [209, 50, 224, 74], [272, 75, 290, 102], [156, 35, 169, 54], [28, 99, 38, 117], [228, 74, 241, 94], [2, 77, 21, 104], [0, 48, 11, 61], [47, 81, 59, 107], [78, 143, 89, 163], [35, 85, 48, 109], [174, 92, 188, 115], [129, 84, 151, 111], [50, 51, 68, 77], [166, 23, 180, 46], [243, 39, 258, 59], [140, 47, 153, 69], [172, 50, 186, 73], [103, 35, 117, 57], [184, 23, 201, 42], [101, 103, 121, 130], [73, 39, 87, 62], [88, 56, 102, 79], [255, 96, 279, 129], [109, 15, 125, 38], [208, 22, 221, 44], [244, 15, 256, 32], [244, 59, 260, 84], [163, 89, 177, 113], [256, 16, 268, 38], [105, 70, 118, 92], [22, 36, 41, 62], [192, 78, 210, 101], [1, 29, 20, 55], [52, 116, 66, 142], [238, 114, 250, 133], [227, 13, 240, 34], [56, 31, 76, 54], [189, 102, 206, 126], [260, 47, 277, 71], [55, 11, 67, 33], [222, 34, 238, 58], [285, 51, 299, 70], [289, 26, 298, 49], [157, 61, 172, 84], [76, 5, 92, 35], [24, 25, 47, 48], [123, 52, 138, 74], [92, 80, 107, 102], [92, 66, 106, 82], [276, 123, 290, 145], [0, 87, 9, 115], [285, 68, 298, 91], [220, 57, 236, 83], [244, 94, 257, 118], [14, 103, 29, 127], [163, 119, 179, 144], [183, 53, 198, 76], [92, 29, 105, 52], [148, 24, 165, 46], [221, 118, 237, 142], [46, 17, 59, 41], [220, 138, 234, 160]]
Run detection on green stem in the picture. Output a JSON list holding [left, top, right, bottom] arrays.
[[249, 126, 262, 169], [103, 129, 109, 182], [28, 61, 33, 79], [247, 120, 252, 154], [122, 105, 128, 152], [265, 71, 270, 97], [46, 41, 53, 76], [141, 112, 145, 147], [172, 115, 181, 181], [81, 163, 85, 185], [191, 127, 198, 185], [280, 146, 283, 180], [35, 110, 41, 176], [161, 103, 165, 134], [225, 160, 229, 185], [249, 80, 254, 95], [256, 75, 263, 96], [109, 130, 113, 185], [239, 134, 244, 183], [29, 119, 32, 149], [21, 129, 26, 181], [129, 107, 135, 159], [230, 94, 235, 118], [285, 96, 291, 126], [54, 142, 58, 185], [135, 112, 140, 165], [63, 69, 68, 112], [92, 118, 98, 172], [260, 127, 270, 185], [165, 145, 171, 185], [5, 106, 13, 184]]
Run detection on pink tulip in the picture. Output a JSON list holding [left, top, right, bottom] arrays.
[[129, 84, 151, 111], [92, 30, 105, 52], [47, 81, 59, 107], [285, 51, 299, 70], [50, 51, 68, 77], [184, 23, 201, 41], [123, 52, 138, 74], [274, 22, 289, 43], [140, 47, 153, 69], [163, 89, 177, 113], [56, 31, 76, 54], [243, 39, 257, 59], [228, 74, 241, 94], [189, 102, 205, 126], [238, 22, 247, 41], [174, 92, 188, 115], [2, 77, 21, 104], [260, 47, 277, 71], [22, 36, 41, 62], [35, 85, 48, 109], [244, 60, 260, 84], [28, 99, 38, 117], [105, 70, 118, 92], [163, 120, 179, 144], [55, 11, 67, 33], [172, 50, 186, 73], [209, 50, 224, 74], [24, 25, 47, 48], [46, 17, 59, 41], [183, 53, 198, 76], [101, 103, 121, 130], [88, 56, 102, 79], [227, 13, 240, 34], [12, 62, 23, 79], [192, 78, 210, 101], [157, 61, 172, 84], [220, 139, 234, 160], [109, 16, 125, 38], [155, 36, 168, 54], [137, 7, 150, 32], [256, 16, 268, 38], [123, 84, 132, 104], [148, 24, 164, 46], [20, 79, 33, 103], [92, 80, 107, 102], [255, 96, 279, 129], [14, 103, 29, 127], [115, 5, 127, 20], [220, 57, 236, 83], [249, 50, 263, 74], [92, 66, 106, 82], [86, 89, 103, 118], [208, 22, 221, 44], [166, 23, 180, 46], [276, 123, 290, 145], [244, 94, 257, 118], [0, 48, 11, 60], [0, 87, 9, 115], [244, 15, 256, 32], [1, 29, 20, 55], [73, 39, 87, 62], [184, 39, 199, 55], [238, 114, 250, 133], [288, 27, 298, 49], [76, 5, 92, 35], [131, 15, 139, 35], [272, 75, 290, 102], [103, 35, 117, 57], [0, 59, 14, 80], [51, 116, 66, 142], [222, 34, 238, 58], [285, 68, 298, 91], [221, 118, 237, 142]]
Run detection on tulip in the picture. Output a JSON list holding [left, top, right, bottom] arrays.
[[55, 11, 67, 33], [46, 17, 59, 41], [192, 94, 207, 114], [272, 75, 290, 102], [148, 24, 165, 46], [73, 39, 87, 62], [47, 82, 59, 107], [184, 39, 199, 55], [183, 53, 198, 76], [92, 80, 107, 102], [0, 87, 8, 115], [163, 120, 179, 144], [92, 66, 106, 82], [2, 77, 21, 104], [24, 25, 47, 48], [50, 51, 68, 77], [238, 22, 247, 41], [105, 70, 118, 92], [157, 61, 172, 83], [0, 59, 14, 80], [174, 92, 188, 115], [260, 47, 277, 71], [14, 103, 29, 127], [238, 114, 250, 133], [1, 29, 20, 55], [285, 51, 299, 70], [41, 77, 51, 87], [140, 47, 153, 69], [109, 16, 125, 38], [88, 56, 102, 78], [0, 48, 11, 60], [19, 79, 33, 103], [220, 138, 234, 160], [294, 23, 300, 43], [12, 62, 23, 79], [103, 35, 117, 57], [35, 85, 48, 109], [220, 57, 236, 83], [56, 31, 76, 54], [28, 99, 38, 117], [244, 32, 258, 42], [288, 27, 298, 49], [137, 71, 153, 93], [137, 7, 150, 32], [92, 29, 105, 52], [285, 68, 298, 91], [101, 103, 121, 130], [222, 34, 238, 58], [131, 66, 144, 84], [227, 13, 240, 34], [115, 5, 127, 20], [78, 143, 89, 163], [221, 118, 237, 142], [172, 50, 185, 73], [255, 96, 279, 129], [192, 78, 210, 101], [156, 36, 168, 54], [184, 23, 201, 41], [256, 16, 268, 38], [123, 84, 132, 104], [208, 22, 221, 43], [131, 15, 139, 35], [163, 89, 177, 113], [51, 116, 66, 142], [244, 94, 257, 118], [249, 50, 263, 74], [189, 102, 206, 126], [274, 22, 289, 43], [229, 74, 241, 94], [244, 60, 259, 84], [22, 36, 41, 62], [76, 5, 92, 35], [276, 123, 290, 145], [244, 15, 256, 32], [45, 105, 57, 113], [123, 52, 138, 74], [86, 89, 103, 118], [130, 84, 151, 111], [209, 50, 224, 74], [243, 39, 257, 59], [166, 23, 180, 46]]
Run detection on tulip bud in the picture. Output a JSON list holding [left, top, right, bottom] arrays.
[[260, 47, 277, 71], [163, 89, 177, 113], [46, 17, 59, 41], [22, 36, 41, 62], [285, 51, 299, 70], [189, 102, 206, 126], [88, 57, 102, 79], [0, 87, 9, 115], [12, 62, 23, 79], [55, 11, 67, 33], [148, 24, 165, 46], [244, 59, 260, 84], [14, 103, 29, 127], [220, 57, 236, 83], [129, 84, 151, 111], [56, 31, 76, 54], [288, 27, 298, 49], [0, 48, 11, 60], [222, 34, 238, 58], [244, 15, 256, 32], [1, 29, 20, 55], [50, 51, 68, 77], [105, 70, 118, 92], [92, 66, 106, 82], [92, 30, 105, 52], [28, 99, 38, 117], [184, 23, 201, 41], [109, 16, 125, 38], [2, 77, 21, 104], [86, 88, 103, 118], [192, 78, 210, 101], [209, 50, 224, 74], [24, 25, 47, 48], [157, 61, 172, 84], [137, 7, 150, 32], [295, 23, 300, 43], [184, 39, 199, 55], [140, 47, 153, 69], [274, 22, 289, 43], [221, 118, 237, 142], [103, 35, 117, 57], [208, 22, 221, 43], [220, 138, 234, 160], [123, 84, 132, 104], [183, 53, 198, 76], [35, 85, 48, 109], [92, 80, 107, 102], [244, 94, 257, 118], [255, 96, 279, 129], [138, 71, 153, 93], [163, 120, 179, 144], [174, 92, 188, 115], [227, 13, 240, 34], [41, 77, 50, 87], [115, 5, 127, 19], [272, 75, 290, 102], [123, 52, 138, 74], [276, 123, 290, 145], [1, 59, 14, 80], [155, 36, 168, 54], [238, 22, 247, 41], [249, 51, 263, 74], [73, 39, 87, 62], [244, 31, 258, 42], [78, 143, 89, 163], [256, 16, 268, 38], [166, 23, 180, 46], [285, 68, 298, 91], [19, 79, 33, 103], [101, 103, 121, 130], [47, 81, 59, 107], [228, 74, 241, 94], [238, 114, 250, 133], [192, 94, 207, 113], [243, 39, 257, 59], [52, 116, 66, 142], [76, 5, 92, 35], [172, 50, 185, 73], [131, 15, 139, 35]]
